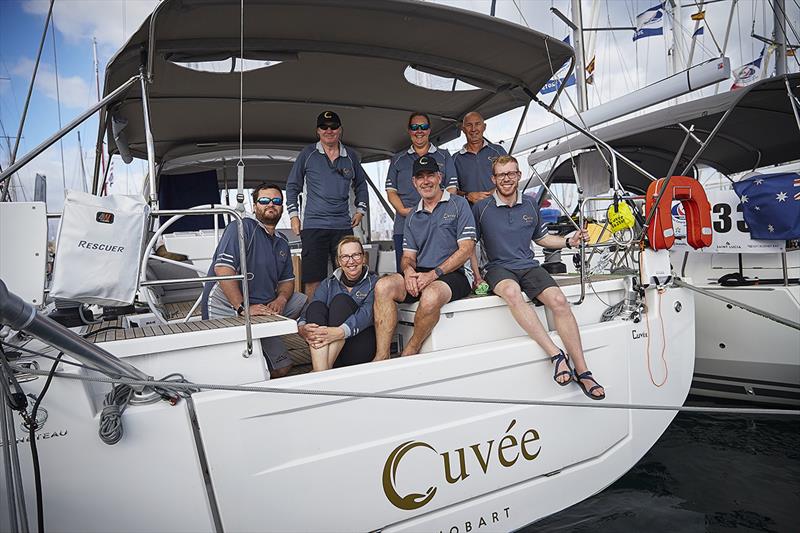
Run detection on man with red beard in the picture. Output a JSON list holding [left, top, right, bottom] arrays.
[[472, 155, 604, 400], [202, 183, 306, 378]]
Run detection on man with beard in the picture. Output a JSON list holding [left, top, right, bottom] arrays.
[[202, 183, 307, 378], [472, 155, 605, 400]]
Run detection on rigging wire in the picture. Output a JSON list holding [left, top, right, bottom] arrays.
[[50, 10, 67, 196], [9, 364, 800, 417]]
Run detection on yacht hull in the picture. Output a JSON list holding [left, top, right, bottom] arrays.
[[0, 282, 694, 532]]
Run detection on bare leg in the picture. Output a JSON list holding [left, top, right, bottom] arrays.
[[493, 279, 560, 353], [493, 279, 571, 383], [310, 346, 330, 372], [373, 274, 406, 361], [537, 286, 604, 397], [303, 281, 320, 301], [326, 340, 346, 368], [401, 281, 451, 356]]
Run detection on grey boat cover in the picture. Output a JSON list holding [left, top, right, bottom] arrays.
[[103, 0, 572, 182], [529, 74, 800, 192]]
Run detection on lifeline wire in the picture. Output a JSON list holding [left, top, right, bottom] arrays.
[[10, 364, 800, 417]]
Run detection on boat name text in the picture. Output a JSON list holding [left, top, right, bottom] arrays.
[[632, 329, 648, 339], [382, 419, 541, 510]]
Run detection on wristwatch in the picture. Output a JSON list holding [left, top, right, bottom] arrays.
[[236, 303, 245, 316], [434, 267, 445, 278], [564, 236, 572, 249]]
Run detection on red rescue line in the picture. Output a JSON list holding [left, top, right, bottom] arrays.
[[645, 176, 713, 250]]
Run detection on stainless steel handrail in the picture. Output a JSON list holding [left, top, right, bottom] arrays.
[[144, 205, 255, 356]]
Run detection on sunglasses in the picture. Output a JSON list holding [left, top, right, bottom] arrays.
[[318, 123, 341, 131], [256, 197, 283, 206], [408, 123, 431, 131]]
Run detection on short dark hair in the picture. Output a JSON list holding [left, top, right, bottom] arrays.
[[251, 183, 283, 204], [408, 111, 431, 128]]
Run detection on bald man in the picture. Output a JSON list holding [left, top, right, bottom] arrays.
[[453, 111, 508, 205]]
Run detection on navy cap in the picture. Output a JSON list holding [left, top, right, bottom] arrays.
[[413, 155, 439, 176], [317, 110, 341, 128]]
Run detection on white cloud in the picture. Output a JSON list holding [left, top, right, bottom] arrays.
[[22, 0, 158, 51], [12, 58, 92, 109]]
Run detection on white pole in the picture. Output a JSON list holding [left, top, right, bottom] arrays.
[[774, 0, 787, 76], [570, 0, 588, 112]]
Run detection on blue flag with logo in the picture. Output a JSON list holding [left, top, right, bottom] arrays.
[[732, 172, 800, 240], [633, 3, 665, 41]]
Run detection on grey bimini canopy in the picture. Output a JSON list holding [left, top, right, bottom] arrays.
[[103, 0, 572, 183], [530, 73, 800, 192]]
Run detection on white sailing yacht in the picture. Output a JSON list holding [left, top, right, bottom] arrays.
[[0, 1, 697, 531]]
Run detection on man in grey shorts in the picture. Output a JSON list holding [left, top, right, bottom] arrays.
[[373, 156, 476, 359], [472, 155, 605, 400], [202, 183, 306, 378]]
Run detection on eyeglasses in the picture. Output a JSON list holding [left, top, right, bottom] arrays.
[[494, 171, 522, 181], [318, 123, 340, 131], [256, 197, 283, 206], [338, 252, 364, 263], [408, 123, 431, 131]]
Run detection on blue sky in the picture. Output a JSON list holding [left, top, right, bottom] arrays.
[[1, 0, 797, 213]]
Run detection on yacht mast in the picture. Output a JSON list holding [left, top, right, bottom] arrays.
[[571, 0, 588, 111], [774, 0, 787, 76]]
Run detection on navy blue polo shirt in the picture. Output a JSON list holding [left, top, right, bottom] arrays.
[[453, 141, 507, 194], [473, 192, 549, 270], [286, 142, 369, 230], [202, 217, 294, 315], [403, 191, 476, 270], [385, 145, 458, 235]]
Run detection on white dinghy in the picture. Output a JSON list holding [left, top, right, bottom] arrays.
[[0, 1, 696, 531]]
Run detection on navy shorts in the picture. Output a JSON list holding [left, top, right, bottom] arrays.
[[402, 268, 471, 304], [300, 228, 353, 283], [485, 265, 558, 303]]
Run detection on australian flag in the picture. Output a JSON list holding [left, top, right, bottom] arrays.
[[732, 172, 800, 240]]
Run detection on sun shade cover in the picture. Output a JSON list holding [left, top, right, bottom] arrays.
[[104, 0, 573, 171]]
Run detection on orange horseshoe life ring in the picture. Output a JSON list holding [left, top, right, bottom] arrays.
[[645, 176, 713, 250]]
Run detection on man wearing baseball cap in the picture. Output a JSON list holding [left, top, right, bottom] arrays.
[[286, 111, 370, 300], [372, 156, 476, 359]]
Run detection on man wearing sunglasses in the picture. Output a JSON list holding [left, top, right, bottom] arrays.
[[385, 112, 458, 271], [202, 183, 307, 379], [286, 110, 370, 301], [373, 156, 476, 359]]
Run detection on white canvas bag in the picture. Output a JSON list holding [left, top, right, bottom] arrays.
[[50, 191, 150, 306]]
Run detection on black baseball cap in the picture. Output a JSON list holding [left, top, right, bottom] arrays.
[[316, 110, 341, 128], [413, 156, 439, 176]]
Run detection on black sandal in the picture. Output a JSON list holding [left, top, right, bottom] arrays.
[[549, 350, 573, 386], [575, 371, 605, 400]]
